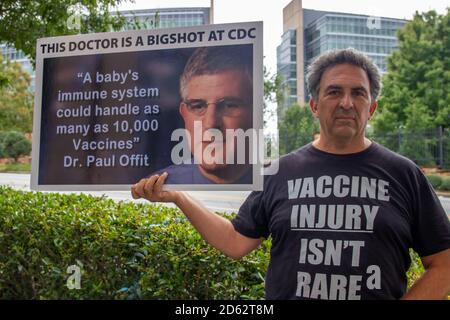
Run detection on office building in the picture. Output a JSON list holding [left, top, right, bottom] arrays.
[[277, 0, 407, 114], [120, 6, 211, 30]]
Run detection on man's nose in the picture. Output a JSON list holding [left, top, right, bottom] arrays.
[[202, 103, 223, 129], [339, 93, 354, 109]]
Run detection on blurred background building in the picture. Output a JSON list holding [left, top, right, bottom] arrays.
[[277, 0, 407, 114]]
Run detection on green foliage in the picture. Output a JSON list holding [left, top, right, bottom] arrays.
[[0, 162, 31, 173], [127, 11, 160, 30], [373, 9, 450, 134], [278, 104, 319, 155], [0, 131, 31, 161], [369, 127, 450, 169], [0, 74, 8, 89], [407, 250, 449, 300], [0, 187, 269, 299], [406, 250, 424, 290], [263, 67, 284, 128], [397, 133, 436, 167], [440, 177, 450, 191], [425, 175, 450, 191], [0, 188, 432, 299], [0, 54, 33, 133], [264, 67, 284, 106], [426, 175, 443, 189], [0, 0, 129, 64]]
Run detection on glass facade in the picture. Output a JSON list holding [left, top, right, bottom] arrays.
[[276, 29, 298, 116], [1, 7, 211, 93], [121, 7, 210, 30], [277, 8, 407, 110], [304, 13, 406, 75]]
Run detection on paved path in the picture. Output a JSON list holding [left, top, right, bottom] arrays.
[[0, 173, 248, 213], [1, 173, 449, 216]]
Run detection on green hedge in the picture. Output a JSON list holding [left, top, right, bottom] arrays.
[[0, 187, 268, 299], [0, 187, 425, 299], [0, 131, 31, 161], [426, 175, 450, 191], [426, 175, 443, 189], [441, 178, 450, 191]]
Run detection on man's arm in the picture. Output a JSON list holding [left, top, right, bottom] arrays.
[[401, 248, 450, 300], [131, 173, 262, 260]]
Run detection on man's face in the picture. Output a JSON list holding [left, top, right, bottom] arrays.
[[180, 69, 252, 172], [309, 63, 377, 143]]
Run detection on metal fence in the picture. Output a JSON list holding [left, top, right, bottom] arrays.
[[368, 127, 450, 169], [279, 127, 450, 169]]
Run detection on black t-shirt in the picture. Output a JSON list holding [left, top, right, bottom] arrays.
[[231, 142, 450, 300]]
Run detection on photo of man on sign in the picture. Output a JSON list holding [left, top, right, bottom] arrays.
[[152, 45, 254, 184]]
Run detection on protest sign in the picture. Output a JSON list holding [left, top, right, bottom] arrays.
[[31, 22, 264, 191]]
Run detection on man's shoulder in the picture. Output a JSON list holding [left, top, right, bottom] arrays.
[[371, 142, 421, 170], [261, 144, 313, 183], [276, 143, 313, 166]]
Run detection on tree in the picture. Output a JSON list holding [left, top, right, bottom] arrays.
[[370, 9, 450, 167], [263, 67, 284, 129], [278, 104, 319, 155], [0, 0, 129, 64], [0, 131, 32, 162], [373, 9, 450, 134], [0, 54, 33, 133]]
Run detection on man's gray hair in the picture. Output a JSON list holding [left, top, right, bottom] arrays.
[[306, 48, 381, 102], [180, 45, 252, 99]]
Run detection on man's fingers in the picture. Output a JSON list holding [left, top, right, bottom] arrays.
[[131, 186, 139, 199], [143, 175, 159, 199], [131, 173, 170, 202], [154, 172, 168, 195], [131, 178, 147, 199]]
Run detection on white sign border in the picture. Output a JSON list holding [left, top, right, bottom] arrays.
[[31, 21, 264, 192]]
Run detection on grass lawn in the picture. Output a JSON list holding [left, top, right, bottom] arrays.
[[0, 162, 31, 173]]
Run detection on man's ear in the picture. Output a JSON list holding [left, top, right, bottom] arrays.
[[368, 100, 378, 120], [309, 98, 319, 118]]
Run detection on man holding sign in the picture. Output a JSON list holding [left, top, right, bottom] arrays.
[[132, 48, 450, 299]]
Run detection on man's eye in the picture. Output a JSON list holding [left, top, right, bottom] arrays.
[[220, 99, 241, 109], [328, 90, 339, 96], [223, 101, 240, 108], [189, 102, 206, 109]]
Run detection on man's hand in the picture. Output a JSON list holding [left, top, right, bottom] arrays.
[[131, 172, 180, 203], [131, 172, 261, 260]]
